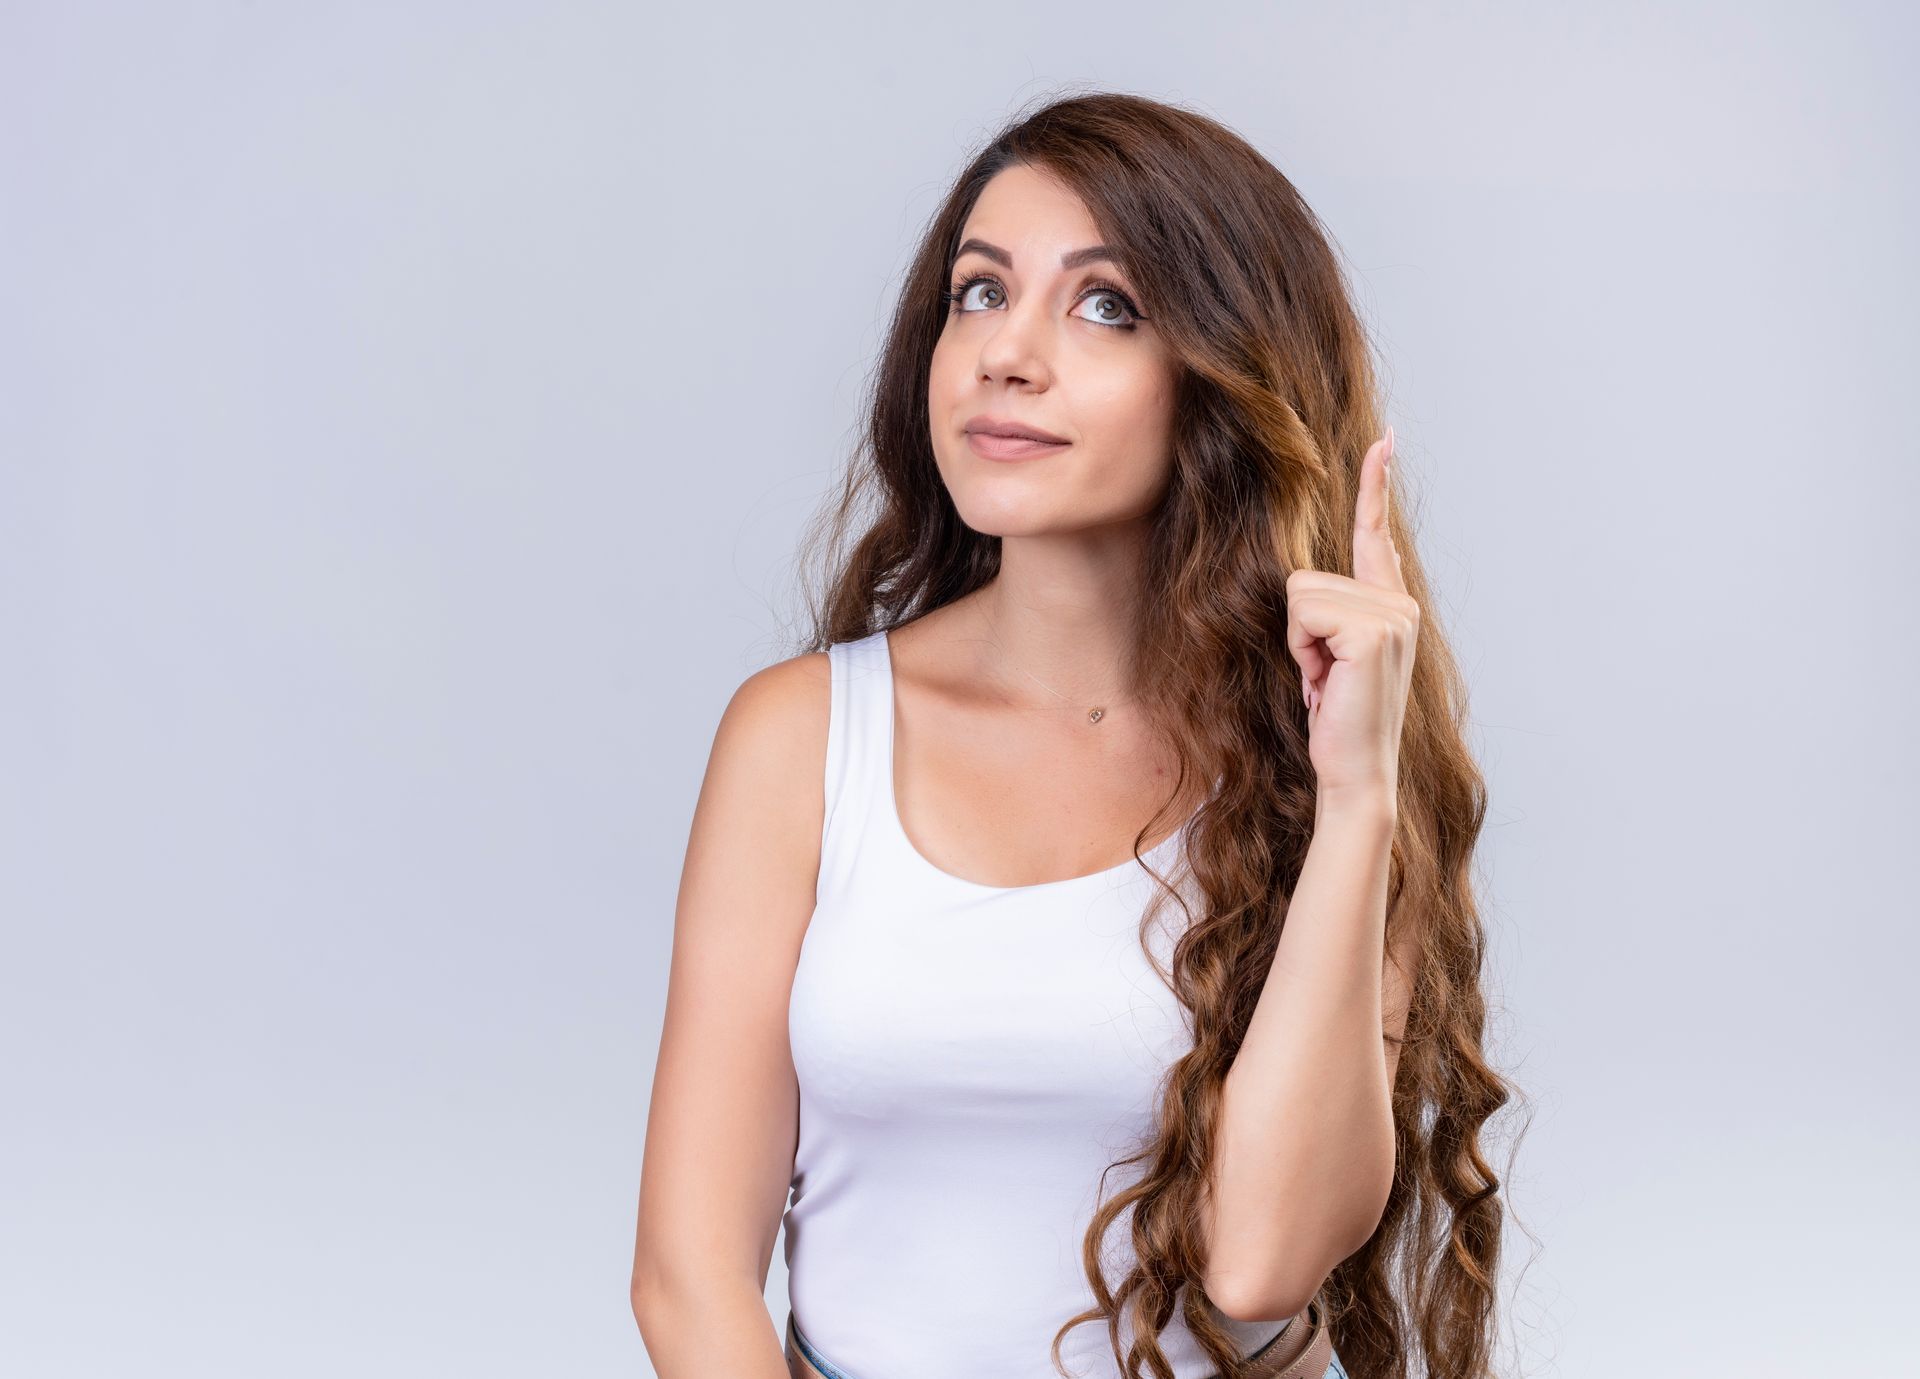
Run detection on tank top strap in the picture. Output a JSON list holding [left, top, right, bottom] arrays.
[[819, 629, 893, 895]]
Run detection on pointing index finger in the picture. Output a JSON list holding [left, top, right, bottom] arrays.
[[1351, 426, 1406, 592]]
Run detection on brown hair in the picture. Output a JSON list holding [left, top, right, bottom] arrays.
[[791, 88, 1527, 1379]]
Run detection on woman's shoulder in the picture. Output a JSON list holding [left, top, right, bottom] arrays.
[[709, 646, 833, 798], [669, 646, 836, 953]]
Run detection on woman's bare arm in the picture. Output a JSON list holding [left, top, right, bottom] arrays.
[[629, 651, 830, 1378]]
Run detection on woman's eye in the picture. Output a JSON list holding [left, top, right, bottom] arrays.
[[943, 274, 1142, 329], [1075, 289, 1139, 327], [958, 279, 1001, 310]]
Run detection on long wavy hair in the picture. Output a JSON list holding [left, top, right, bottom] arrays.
[[788, 89, 1526, 1379]]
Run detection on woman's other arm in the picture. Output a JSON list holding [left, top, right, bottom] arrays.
[[629, 651, 830, 1379]]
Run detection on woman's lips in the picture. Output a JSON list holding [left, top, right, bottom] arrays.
[[966, 431, 1071, 461]]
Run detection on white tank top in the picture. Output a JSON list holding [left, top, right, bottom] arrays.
[[783, 629, 1285, 1378]]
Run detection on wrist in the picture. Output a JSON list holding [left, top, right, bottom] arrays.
[[1314, 781, 1398, 830]]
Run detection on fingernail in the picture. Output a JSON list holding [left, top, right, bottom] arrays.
[[1385, 426, 1395, 464]]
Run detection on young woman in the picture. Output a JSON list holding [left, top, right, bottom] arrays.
[[631, 92, 1515, 1379]]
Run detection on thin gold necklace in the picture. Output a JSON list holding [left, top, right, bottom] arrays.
[[989, 639, 1135, 726]]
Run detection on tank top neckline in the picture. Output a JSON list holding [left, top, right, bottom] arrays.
[[871, 627, 1193, 897]]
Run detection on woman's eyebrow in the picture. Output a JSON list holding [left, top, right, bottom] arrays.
[[954, 237, 1117, 270]]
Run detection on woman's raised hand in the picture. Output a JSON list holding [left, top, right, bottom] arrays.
[[1284, 428, 1421, 803]]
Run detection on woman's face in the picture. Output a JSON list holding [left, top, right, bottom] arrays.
[[928, 164, 1178, 538]]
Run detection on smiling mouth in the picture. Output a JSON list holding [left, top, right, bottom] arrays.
[[966, 431, 1071, 461]]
